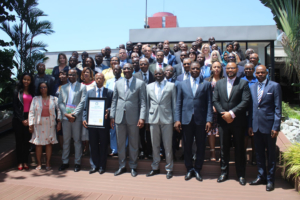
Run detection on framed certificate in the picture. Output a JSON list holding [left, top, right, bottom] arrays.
[[87, 97, 107, 128]]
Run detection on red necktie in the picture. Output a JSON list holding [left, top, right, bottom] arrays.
[[159, 63, 162, 68]]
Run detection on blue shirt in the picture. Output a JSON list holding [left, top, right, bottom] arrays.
[[241, 76, 258, 88], [201, 65, 211, 79]]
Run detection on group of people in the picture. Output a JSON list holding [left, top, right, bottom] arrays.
[[13, 37, 281, 192]]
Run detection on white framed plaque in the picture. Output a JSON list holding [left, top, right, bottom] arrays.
[[87, 97, 107, 128]]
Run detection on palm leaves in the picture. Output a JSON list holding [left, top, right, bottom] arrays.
[[0, 0, 54, 75]]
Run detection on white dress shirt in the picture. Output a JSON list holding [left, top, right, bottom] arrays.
[[155, 80, 166, 100], [156, 62, 164, 69], [227, 77, 237, 118], [183, 71, 190, 80], [95, 86, 104, 97], [124, 76, 133, 91], [163, 54, 169, 64], [67, 82, 77, 105]]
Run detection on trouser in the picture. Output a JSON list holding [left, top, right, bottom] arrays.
[[13, 113, 31, 164], [109, 126, 118, 154], [89, 128, 109, 169], [115, 116, 139, 169], [150, 123, 173, 171], [219, 125, 245, 177], [254, 130, 277, 183], [160, 130, 178, 157], [139, 125, 152, 156], [182, 117, 207, 172], [62, 120, 82, 165]]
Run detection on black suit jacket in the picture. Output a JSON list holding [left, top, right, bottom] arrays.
[[133, 70, 155, 84], [212, 77, 251, 127], [82, 87, 113, 130]]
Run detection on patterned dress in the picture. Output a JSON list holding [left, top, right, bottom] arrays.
[[208, 80, 218, 135]]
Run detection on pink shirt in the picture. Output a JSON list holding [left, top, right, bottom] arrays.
[[23, 93, 33, 112], [41, 99, 50, 117]]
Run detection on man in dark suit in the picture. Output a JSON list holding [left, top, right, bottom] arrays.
[[238, 49, 255, 67], [82, 73, 113, 175], [134, 58, 154, 159], [213, 62, 251, 185], [222, 53, 245, 78], [163, 40, 174, 55], [177, 58, 192, 82], [173, 51, 188, 79], [174, 43, 188, 64], [175, 61, 213, 181], [248, 65, 282, 192], [126, 41, 133, 58], [103, 46, 112, 67], [163, 45, 177, 66], [208, 37, 222, 55], [149, 51, 168, 74], [196, 37, 203, 54]]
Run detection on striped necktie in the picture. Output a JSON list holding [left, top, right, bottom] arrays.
[[257, 82, 263, 103]]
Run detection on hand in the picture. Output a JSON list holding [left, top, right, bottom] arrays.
[[205, 122, 212, 133], [22, 120, 28, 126], [271, 130, 279, 138], [221, 112, 234, 123], [248, 127, 254, 136], [137, 119, 144, 129], [64, 113, 75, 123], [56, 122, 62, 132], [105, 109, 109, 120], [213, 106, 217, 113], [29, 125, 34, 133], [174, 121, 182, 133], [110, 118, 115, 129], [83, 120, 88, 128]]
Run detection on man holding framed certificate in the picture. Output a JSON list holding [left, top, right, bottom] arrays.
[[83, 73, 113, 175]]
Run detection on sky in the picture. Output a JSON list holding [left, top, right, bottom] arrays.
[[1, 0, 276, 52]]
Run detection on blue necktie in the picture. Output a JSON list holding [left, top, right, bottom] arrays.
[[192, 78, 197, 97], [97, 88, 101, 98], [257, 82, 263, 103]]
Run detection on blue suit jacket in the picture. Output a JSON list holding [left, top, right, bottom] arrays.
[[175, 77, 213, 125], [166, 54, 177, 66], [249, 80, 282, 134]]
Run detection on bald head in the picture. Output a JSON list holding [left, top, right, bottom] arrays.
[[249, 53, 259, 65], [164, 65, 174, 79], [95, 73, 105, 88]]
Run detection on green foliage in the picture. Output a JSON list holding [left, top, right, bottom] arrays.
[[45, 68, 52, 75], [283, 143, 300, 179], [282, 101, 300, 120], [0, 0, 15, 47]]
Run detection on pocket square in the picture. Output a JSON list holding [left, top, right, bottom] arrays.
[[267, 93, 272, 94]]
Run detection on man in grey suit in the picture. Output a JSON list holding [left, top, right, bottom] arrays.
[[146, 68, 176, 179], [110, 63, 146, 177], [149, 51, 168, 74], [58, 69, 86, 172]]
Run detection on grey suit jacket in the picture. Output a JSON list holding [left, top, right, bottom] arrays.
[[146, 81, 176, 124], [110, 77, 146, 125], [173, 63, 183, 79], [58, 82, 86, 121], [149, 62, 168, 74]]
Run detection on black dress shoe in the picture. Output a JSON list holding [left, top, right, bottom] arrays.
[[89, 168, 98, 174], [194, 170, 203, 182], [99, 168, 105, 174], [239, 177, 246, 185], [185, 170, 194, 181], [266, 182, 274, 191], [146, 170, 160, 177], [74, 164, 81, 172], [217, 174, 228, 183], [131, 169, 138, 177], [166, 171, 173, 179], [249, 177, 267, 185], [114, 168, 126, 176], [58, 164, 69, 171]]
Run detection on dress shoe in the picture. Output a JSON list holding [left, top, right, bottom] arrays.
[[18, 167, 23, 171], [131, 169, 138, 177], [185, 170, 194, 181], [217, 174, 228, 183], [99, 168, 105, 174], [194, 170, 203, 182], [166, 171, 173, 179], [89, 168, 98, 174], [114, 168, 126, 176], [249, 177, 267, 185], [74, 164, 81, 172], [58, 164, 69, 171], [23, 166, 29, 170], [266, 182, 274, 191], [146, 170, 160, 177], [239, 177, 246, 185]]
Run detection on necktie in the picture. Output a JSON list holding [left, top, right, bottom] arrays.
[[192, 78, 197, 97], [185, 72, 190, 80], [97, 88, 101, 98], [157, 82, 162, 101], [159, 63, 162, 68], [257, 82, 263, 103], [143, 73, 148, 84], [126, 79, 130, 93]]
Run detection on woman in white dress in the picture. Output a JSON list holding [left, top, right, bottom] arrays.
[[29, 82, 61, 170]]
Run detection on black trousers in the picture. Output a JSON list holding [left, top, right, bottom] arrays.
[[13, 113, 31, 164], [219, 125, 245, 177], [139, 126, 152, 156], [89, 128, 109, 169], [254, 130, 277, 183], [182, 116, 207, 172]]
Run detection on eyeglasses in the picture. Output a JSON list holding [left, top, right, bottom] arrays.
[[183, 63, 190, 65], [228, 56, 235, 59], [140, 63, 148, 66]]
